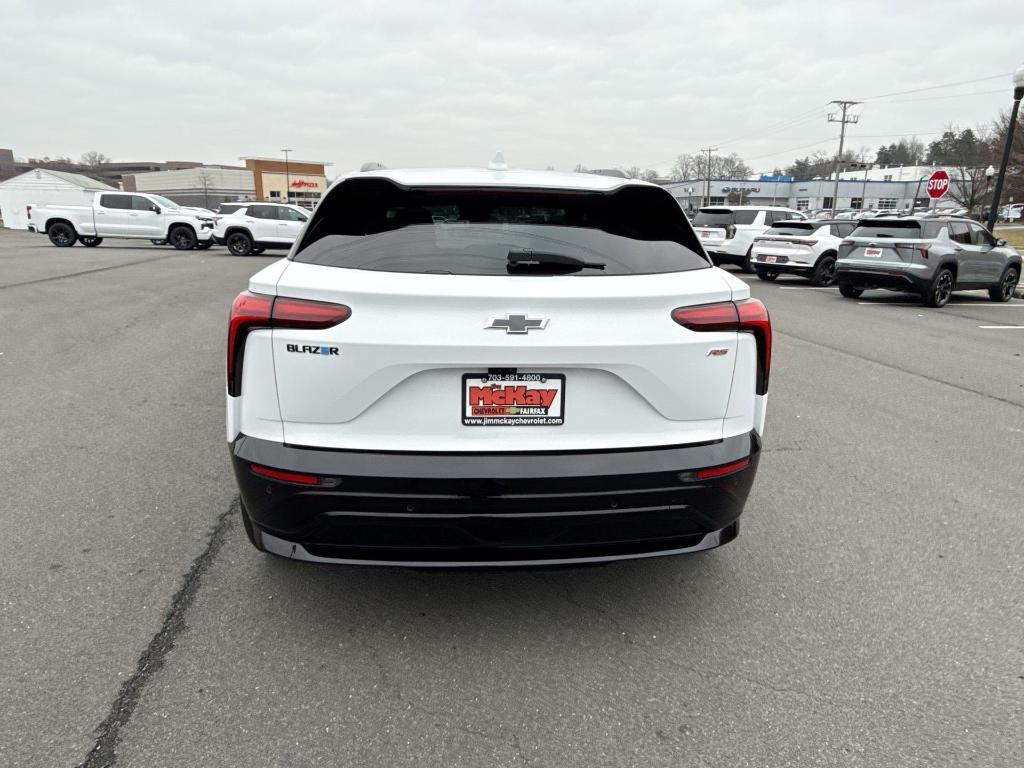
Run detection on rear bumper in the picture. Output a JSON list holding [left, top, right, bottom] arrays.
[[750, 257, 814, 275], [707, 247, 745, 264], [836, 264, 929, 293], [231, 432, 761, 566]]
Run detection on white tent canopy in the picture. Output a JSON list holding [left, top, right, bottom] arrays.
[[0, 168, 114, 230]]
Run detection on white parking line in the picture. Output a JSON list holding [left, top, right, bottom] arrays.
[[978, 325, 1024, 329], [778, 286, 834, 290], [858, 302, 1024, 307]]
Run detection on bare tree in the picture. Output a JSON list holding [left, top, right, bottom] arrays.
[[196, 169, 213, 210], [670, 153, 752, 181], [80, 151, 111, 168], [926, 125, 995, 211]]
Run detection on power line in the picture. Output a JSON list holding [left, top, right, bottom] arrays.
[[871, 88, 1006, 104], [856, 72, 1012, 101]]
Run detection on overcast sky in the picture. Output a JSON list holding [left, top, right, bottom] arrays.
[[2, 0, 1022, 176]]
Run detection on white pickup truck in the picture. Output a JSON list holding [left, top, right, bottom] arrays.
[[28, 192, 216, 249]]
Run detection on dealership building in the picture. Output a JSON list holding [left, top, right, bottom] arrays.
[[664, 169, 969, 213], [120, 156, 332, 210], [241, 157, 332, 208]]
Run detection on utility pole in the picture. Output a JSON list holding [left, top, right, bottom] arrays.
[[827, 101, 860, 214], [701, 147, 717, 207], [281, 148, 292, 204]]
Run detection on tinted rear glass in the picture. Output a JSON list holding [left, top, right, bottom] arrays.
[[693, 209, 759, 226], [294, 179, 709, 276], [769, 221, 817, 236], [218, 203, 245, 214], [851, 220, 947, 239]]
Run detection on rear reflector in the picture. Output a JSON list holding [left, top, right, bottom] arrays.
[[250, 463, 320, 485], [227, 291, 351, 397], [672, 298, 772, 394], [696, 457, 751, 479]]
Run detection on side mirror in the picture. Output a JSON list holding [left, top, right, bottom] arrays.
[[150, 205, 161, 214], [996, 238, 1007, 247]]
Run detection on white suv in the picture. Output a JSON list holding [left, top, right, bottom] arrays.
[[751, 219, 856, 285], [212, 202, 310, 256], [692, 206, 806, 272], [226, 168, 772, 566]]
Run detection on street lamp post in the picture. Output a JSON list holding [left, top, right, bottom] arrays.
[[986, 64, 1024, 233], [984, 165, 995, 220], [281, 148, 292, 204]]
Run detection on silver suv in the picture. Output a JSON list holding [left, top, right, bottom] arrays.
[[836, 217, 1021, 307]]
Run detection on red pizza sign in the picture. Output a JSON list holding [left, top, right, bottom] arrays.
[[926, 169, 950, 199], [290, 180, 318, 188]]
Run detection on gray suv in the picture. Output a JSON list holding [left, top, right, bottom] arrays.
[[836, 217, 1021, 307]]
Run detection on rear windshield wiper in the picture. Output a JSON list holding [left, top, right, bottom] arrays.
[[507, 249, 606, 272]]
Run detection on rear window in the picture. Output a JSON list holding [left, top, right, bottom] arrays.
[[850, 220, 945, 239], [769, 221, 817, 236], [218, 203, 246, 214], [693, 209, 759, 226], [294, 179, 709, 276]]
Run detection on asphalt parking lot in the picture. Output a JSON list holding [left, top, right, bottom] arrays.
[[1, 228, 1022, 768]]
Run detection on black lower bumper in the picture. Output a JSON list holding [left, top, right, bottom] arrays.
[[212, 235, 226, 245], [837, 267, 928, 293], [707, 250, 744, 266], [753, 261, 814, 276], [231, 433, 761, 566]]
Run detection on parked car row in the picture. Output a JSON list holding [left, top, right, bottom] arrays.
[[689, 203, 1020, 306], [27, 194, 308, 256]]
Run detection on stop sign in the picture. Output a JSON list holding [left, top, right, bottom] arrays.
[[926, 169, 950, 199]]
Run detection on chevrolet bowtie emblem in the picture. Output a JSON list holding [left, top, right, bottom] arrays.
[[485, 314, 549, 334]]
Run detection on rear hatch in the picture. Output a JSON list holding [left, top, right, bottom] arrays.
[[752, 221, 822, 265], [258, 179, 752, 452], [840, 219, 935, 267], [692, 208, 757, 247]]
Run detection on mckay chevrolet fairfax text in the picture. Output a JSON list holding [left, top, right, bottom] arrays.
[[227, 166, 771, 566]]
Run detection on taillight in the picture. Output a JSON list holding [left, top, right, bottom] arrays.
[[725, 224, 737, 239], [672, 298, 772, 394], [227, 291, 351, 396], [895, 243, 929, 260]]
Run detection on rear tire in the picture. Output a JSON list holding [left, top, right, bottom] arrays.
[[168, 226, 197, 250], [809, 254, 837, 286], [48, 222, 76, 247], [740, 247, 755, 274], [838, 282, 863, 298], [989, 266, 1019, 302], [755, 267, 779, 281], [923, 267, 954, 308], [239, 501, 266, 552], [227, 231, 254, 256], [78, 236, 103, 247]]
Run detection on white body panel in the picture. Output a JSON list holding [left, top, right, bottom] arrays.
[[693, 206, 805, 257], [30, 192, 214, 242], [212, 203, 309, 245], [751, 223, 842, 268], [229, 259, 760, 451]]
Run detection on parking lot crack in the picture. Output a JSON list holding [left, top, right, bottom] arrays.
[[776, 328, 1024, 411], [0, 253, 183, 290], [76, 497, 239, 768]]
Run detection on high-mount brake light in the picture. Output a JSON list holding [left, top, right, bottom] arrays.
[[227, 292, 351, 396], [672, 298, 772, 394]]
